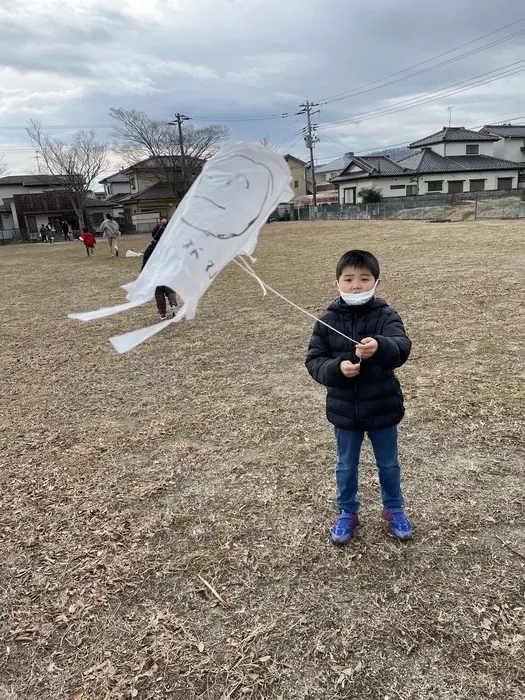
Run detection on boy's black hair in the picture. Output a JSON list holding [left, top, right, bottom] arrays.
[[82, 226, 89, 233], [336, 249, 380, 280]]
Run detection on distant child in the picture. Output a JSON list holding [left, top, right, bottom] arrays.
[[79, 227, 96, 256], [141, 227, 178, 320], [305, 250, 412, 543], [99, 213, 121, 257]]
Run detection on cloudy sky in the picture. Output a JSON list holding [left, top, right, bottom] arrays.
[[1, 0, 524, 184]]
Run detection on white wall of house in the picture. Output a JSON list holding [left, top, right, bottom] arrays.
[[316, 169, 342, 184], [338, 175, 416, 203], [337, 168, 521, 202], [422, 169, 520, 193], [429, 142, 494, 157], [104, 181, 131, 198], [491, 138, 525, 163]]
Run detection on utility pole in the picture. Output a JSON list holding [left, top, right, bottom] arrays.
[[298, 100, 319, 206], [168, 113, 191, 184]]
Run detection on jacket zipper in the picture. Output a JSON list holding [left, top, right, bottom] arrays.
[[352, 311, 359, 423]]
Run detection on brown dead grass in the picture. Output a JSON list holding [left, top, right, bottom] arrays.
[[1, 221, 524, 700]]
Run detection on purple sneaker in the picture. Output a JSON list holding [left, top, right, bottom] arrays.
[[383, 507, 413, 540], [331, 512, 359, 545]]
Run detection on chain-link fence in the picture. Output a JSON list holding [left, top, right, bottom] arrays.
[[294, 188, 525, 222]]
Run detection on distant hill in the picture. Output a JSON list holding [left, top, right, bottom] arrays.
[[363, 147, 413, 162]]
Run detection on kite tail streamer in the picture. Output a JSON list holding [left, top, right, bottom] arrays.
[[109, 300, 197, 354], [232, 258, 359, 346], [68, 298, 148, 321]]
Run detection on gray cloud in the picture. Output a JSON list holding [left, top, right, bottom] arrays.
[[1, 0, 524, 173]]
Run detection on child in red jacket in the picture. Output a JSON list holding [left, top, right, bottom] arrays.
[[79, 227, 96, 256]]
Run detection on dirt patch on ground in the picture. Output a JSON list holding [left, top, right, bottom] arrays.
[[1, 221, 524, 699]]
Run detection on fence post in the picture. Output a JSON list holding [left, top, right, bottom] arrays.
[[443, 198, 447, 221], [474, 197, 478, 220], [501, 199, 505, 219]]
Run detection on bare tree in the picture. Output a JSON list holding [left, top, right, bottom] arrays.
[[109, 108, 229, 200], [0, 154, 8, 178], [259, 135, 278, 152], [26, 121, 109, 228]]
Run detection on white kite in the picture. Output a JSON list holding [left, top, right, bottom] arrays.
[[69, 142, 293, 353]]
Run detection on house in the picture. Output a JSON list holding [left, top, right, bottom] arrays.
[[306, 152, 354, 192], [283, 154, 309, 199], [99, 171, 131, 199], [0, 174, 116, 241], [479, 124, 525, 163], [118, 155, 204, 229], [331, 126, 525, 204]]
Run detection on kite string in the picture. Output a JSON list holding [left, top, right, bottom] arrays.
[[233, 257, 359, 346]]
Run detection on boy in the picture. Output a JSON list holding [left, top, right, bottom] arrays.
[[306, 250, 412, 543], [99, 214, 121, 256], [79, 227, 96, 256]]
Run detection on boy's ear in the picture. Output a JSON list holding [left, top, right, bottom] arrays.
[[376, 279, 381, 289], [334, 280, 339, 291]]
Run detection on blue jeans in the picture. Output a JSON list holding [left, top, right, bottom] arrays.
[[335, 425, 404, 514]]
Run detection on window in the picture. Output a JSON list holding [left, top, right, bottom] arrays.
[[343, 187, 356, 204], [406, 185, 417, 196], [470, 179, 485, 192], [427, 181, 443, 192], [294, 180, 299, 188], [466, 144, 480, 155], [390, 184, 406, 190], [497, 177, 513, 190], [448, 181, 464, 194]]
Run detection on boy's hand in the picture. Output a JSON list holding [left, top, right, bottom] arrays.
[[356, 337, 379, 359], [340, 360, 361, 377]]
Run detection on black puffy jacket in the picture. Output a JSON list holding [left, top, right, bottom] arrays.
[[305, 297, 411, 431]]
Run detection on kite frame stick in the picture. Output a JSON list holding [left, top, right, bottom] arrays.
[[233, 257, 359, 346]]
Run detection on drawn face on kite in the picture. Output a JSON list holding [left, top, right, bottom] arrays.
[[181, 154, 276, 240]]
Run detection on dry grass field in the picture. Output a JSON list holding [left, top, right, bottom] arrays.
[[1, 220, 524, 700]]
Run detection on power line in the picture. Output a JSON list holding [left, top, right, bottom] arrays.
[[317, 60, 525, 131], [310, 112, 525, 162], [316, 15, 525, 105]]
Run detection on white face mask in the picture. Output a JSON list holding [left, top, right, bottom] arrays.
[[339, 282, 377, 306]]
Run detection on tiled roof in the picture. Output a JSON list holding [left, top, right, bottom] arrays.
[[99, 172, 130, 184], [480, 124, 525, 138], [0, 174, 72, 187], [125, 182, 174, 202], [106, 192, 130, 203], [314, 152, 354, 174], [84, 198, 116, 208], [409, 127, 498, 148], [123, 155, 203, 173], [397, 150, 523, 174], [332, 155, 409, 181]]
